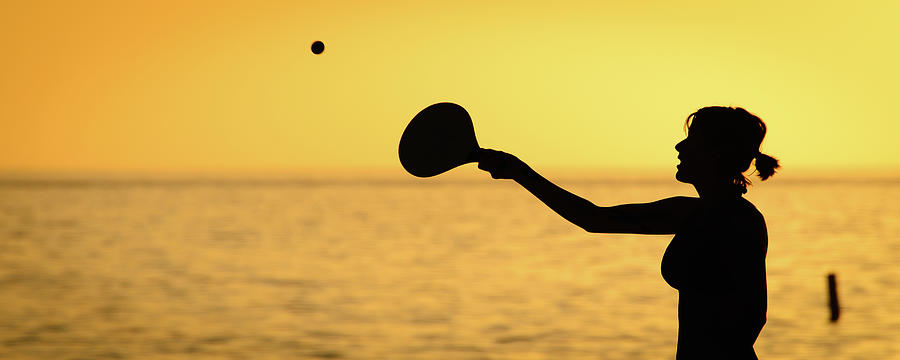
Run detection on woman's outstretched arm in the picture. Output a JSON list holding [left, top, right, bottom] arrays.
[[478, 149, 697, 234]]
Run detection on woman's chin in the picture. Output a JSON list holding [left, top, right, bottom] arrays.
[[675, 169, 690, 183]]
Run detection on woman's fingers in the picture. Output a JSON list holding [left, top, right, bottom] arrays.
[[477, 149, 518, 179], [477, 149, 505, 171]]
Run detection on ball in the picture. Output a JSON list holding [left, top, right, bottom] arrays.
[[311, 41, 325, 54]]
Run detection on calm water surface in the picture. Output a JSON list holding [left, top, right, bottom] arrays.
[[1, 175, 898, 359]]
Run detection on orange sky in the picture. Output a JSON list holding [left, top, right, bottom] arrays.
[[2, 1, 898, 175]]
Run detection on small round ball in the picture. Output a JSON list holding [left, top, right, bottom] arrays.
[[311, 41, 325, 54]]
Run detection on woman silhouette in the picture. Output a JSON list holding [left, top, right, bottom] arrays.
[[477, 106, 779, 359]]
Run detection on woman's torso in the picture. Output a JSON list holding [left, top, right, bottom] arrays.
[[661, 196, 768, 359]]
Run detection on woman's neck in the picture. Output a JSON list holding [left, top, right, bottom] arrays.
[[693, 181, 742, 201]]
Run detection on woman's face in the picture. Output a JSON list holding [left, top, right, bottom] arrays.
[[675, 128, 719, 185]]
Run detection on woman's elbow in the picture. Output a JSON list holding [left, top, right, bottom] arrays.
[[570, 212, 615, 233], [576, 217, 647, 234], [575, 218, 608, 233]]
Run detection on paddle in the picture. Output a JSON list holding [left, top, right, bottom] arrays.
[[399, 102, 486, 177]]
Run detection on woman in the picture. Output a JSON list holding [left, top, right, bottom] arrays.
[[477, 106, 779, 359]]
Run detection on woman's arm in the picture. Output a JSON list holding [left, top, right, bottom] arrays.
[[478, 149, 698, 234]]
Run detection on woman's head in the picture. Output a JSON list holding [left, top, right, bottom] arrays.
[[675, 106, 780, 194]]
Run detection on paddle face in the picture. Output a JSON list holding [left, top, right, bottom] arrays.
[[399, 102, 482, 177]]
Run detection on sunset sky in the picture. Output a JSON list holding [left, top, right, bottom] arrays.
[[2, 1, 898, 175]]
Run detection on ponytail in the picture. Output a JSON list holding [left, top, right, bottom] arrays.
[[754, 152, 780, 181]]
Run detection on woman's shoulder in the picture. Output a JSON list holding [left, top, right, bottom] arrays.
[[731, 198, 769, 249], [704, 198, 767, 236], [737, 198, 766, 225]]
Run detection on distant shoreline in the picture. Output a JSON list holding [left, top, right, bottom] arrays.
[[1, 168, 899, 187]]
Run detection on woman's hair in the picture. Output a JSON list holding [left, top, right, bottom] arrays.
[[684, 106, 780, 193]]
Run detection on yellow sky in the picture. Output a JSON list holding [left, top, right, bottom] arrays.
[[2, 1, 898, 174]]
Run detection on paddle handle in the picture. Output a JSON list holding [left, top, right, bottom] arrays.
[[466, 147, 487, 163]]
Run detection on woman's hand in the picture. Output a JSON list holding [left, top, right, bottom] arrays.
[[477, 149, 528, 180]]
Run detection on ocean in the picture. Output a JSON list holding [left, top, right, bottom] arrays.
[[1, 173, 898, 359]]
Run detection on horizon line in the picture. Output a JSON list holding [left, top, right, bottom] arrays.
[[1, 166, 899, 186]]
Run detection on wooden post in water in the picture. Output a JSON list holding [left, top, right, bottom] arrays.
[[828, 273, 840, 322]]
